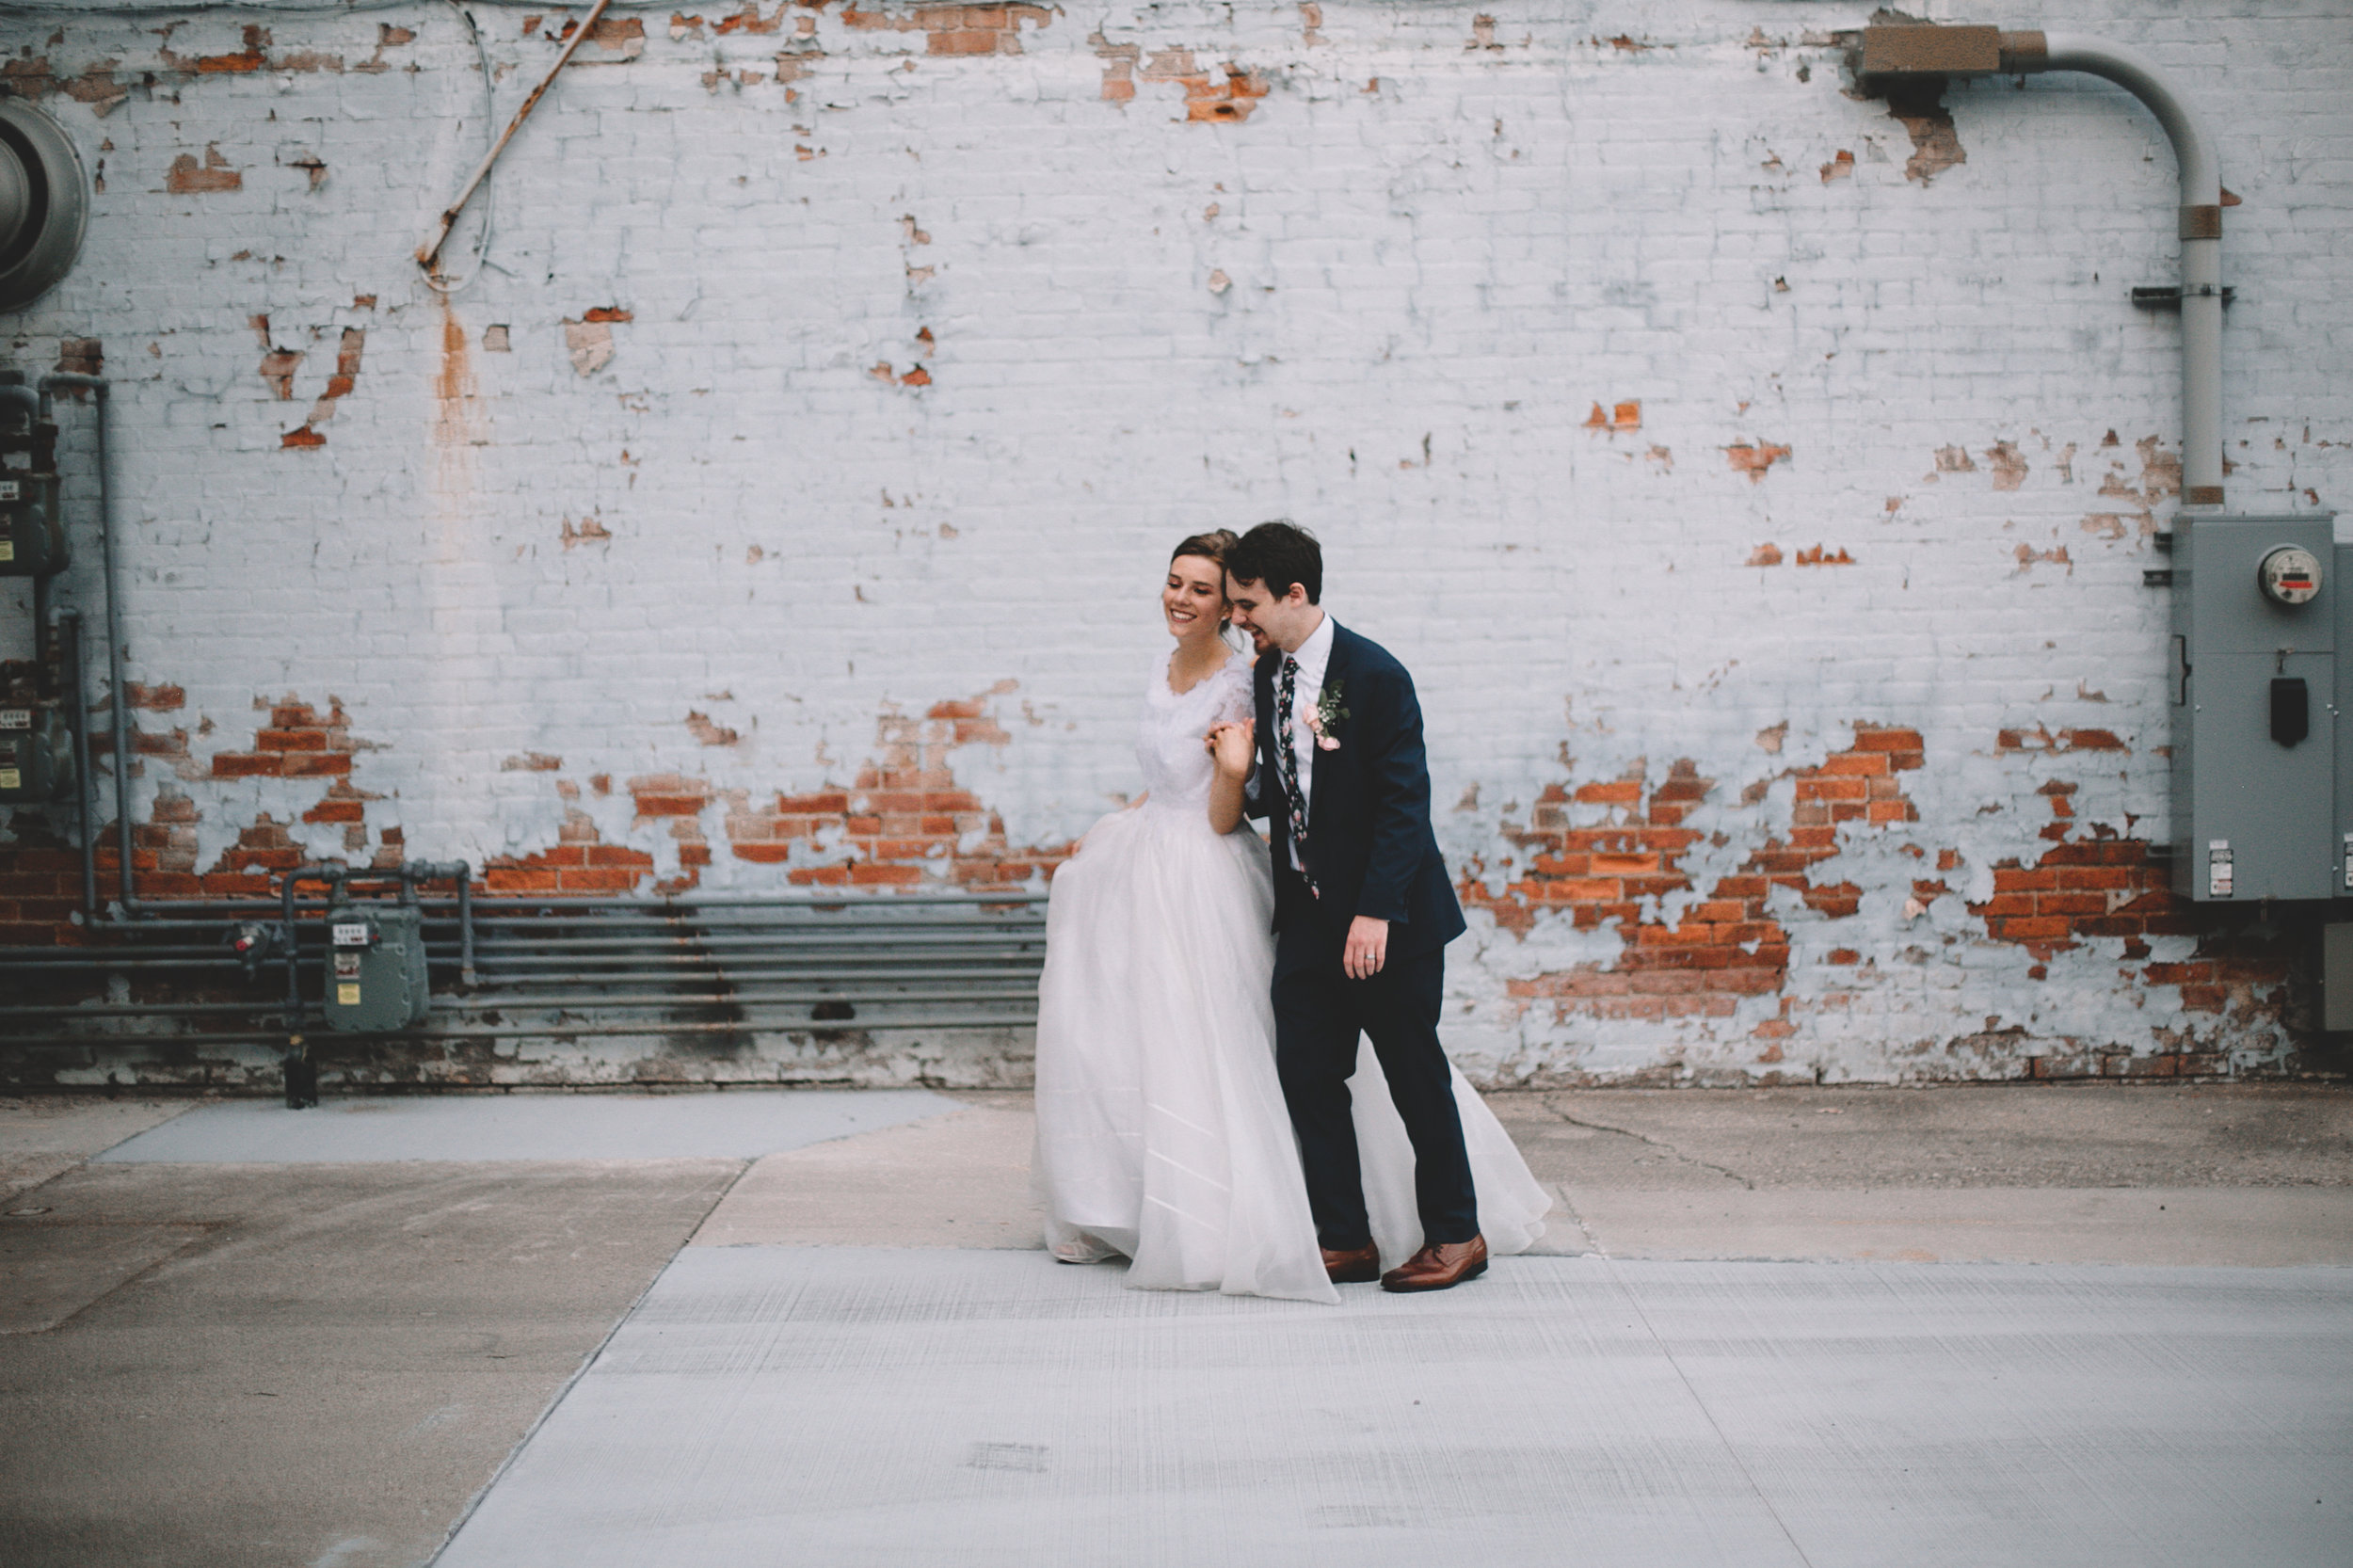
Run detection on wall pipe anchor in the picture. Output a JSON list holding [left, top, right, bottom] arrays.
[[1859, 24, 2227, 509]]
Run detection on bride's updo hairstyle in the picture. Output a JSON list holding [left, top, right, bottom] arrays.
[[1170, 529, 1240, 574]]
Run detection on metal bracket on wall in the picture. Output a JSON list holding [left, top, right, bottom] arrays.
[[2132, 286, 2235, 310]]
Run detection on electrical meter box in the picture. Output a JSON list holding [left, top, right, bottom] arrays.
[[2169, 513, 2339, 902], [320, 904, 431, 1032], [0, 473, 67, 576], [0, 704, 74, 802]]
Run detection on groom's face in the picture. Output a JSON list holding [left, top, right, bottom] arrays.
[[1225, 574, 1319, 653]]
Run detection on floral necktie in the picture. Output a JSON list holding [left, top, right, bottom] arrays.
[[1275, 656, 1316, 897]]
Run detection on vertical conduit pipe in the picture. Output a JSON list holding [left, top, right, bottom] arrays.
[[1861, 25, 2227, 508], [60, 610, 96, 917], [35, 373, 130, 904]]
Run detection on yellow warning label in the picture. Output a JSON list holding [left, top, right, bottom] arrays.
[[0, 541, 13, 563], [337, 983, 361, 1006], [0, 770, 18, 791]]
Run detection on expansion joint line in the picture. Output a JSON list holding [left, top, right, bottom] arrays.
[[422, 1156, 757, 1566], [1601, 1256, 1818, 1568]]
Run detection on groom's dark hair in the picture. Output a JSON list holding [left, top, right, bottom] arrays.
[[1227, 521, 1322, 604]]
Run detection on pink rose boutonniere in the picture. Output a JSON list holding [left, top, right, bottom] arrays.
[[1302, 681, 1348, 751]]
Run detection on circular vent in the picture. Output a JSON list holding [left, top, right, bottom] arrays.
[[0, 100, 89, 313]]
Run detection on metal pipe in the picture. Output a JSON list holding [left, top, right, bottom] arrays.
[[0, 948, 1041, 969], [416, 0, 612, 274], [0, 990, 1042, 1018], [0, 380, 38, 431], [28, 575, 49, 699], [0, 1016, 1039, 1048], [11, 913, 1039, 935], [59, 610, 96, 918], [86, 889, 1044, 916], [398, 859, 474, 983], [34, 373, 132, 905], [4, 946, 397, 963], [451, 931, 1040, 952], [2024, 34, 2223, 508], [282, 864, 345, 1019], [1859, 25, 2226, 507]]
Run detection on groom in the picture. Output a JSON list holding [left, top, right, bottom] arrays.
[[1223, 521, 1486, 1293]]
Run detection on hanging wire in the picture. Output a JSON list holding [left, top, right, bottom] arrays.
[[421, 0, 497, 296]]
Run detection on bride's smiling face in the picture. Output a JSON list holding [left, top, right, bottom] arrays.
[[1162, 555, 1228, 646]]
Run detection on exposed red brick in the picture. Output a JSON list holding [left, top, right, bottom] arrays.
[[1726, 440, 1790, 481], [167, 145, 243, 193]]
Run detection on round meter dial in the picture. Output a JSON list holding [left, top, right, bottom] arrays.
[[2258, 545, 2322, 606]]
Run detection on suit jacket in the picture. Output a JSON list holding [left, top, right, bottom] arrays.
[[1249, 622, 1467, 960]]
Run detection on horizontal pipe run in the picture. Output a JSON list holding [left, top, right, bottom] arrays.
[[453, 933, 1044, 952], [433, 993, 1040, 1007], [101, 889, 1046, 907], [0, 953, 252, 968], [467, 961, 1042, 974], [1, 951, 1045, 971], [1, 923, 1042, 948], [0, 1016, 1039, 1048], [1, 989, 1042, 1018]]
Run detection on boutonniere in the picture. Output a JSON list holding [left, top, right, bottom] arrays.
[[1301, 680, 1348, 751]]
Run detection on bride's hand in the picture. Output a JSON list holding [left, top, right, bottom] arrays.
[[1208, 719, 1255, 779]]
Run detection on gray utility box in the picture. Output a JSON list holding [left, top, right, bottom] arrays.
[[0, 472, 67, 576], [321, 904, 431, 1032], [0, 703, 73, 802], [2169, 513, 2340, 903]]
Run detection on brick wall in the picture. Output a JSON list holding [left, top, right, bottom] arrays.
[[2, 1, 2346, 1085]]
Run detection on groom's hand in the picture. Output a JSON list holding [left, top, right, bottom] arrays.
[[1343, 916, 1388, 980]]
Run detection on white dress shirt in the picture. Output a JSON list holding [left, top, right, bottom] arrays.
[[1275, 612, 1336, 872]]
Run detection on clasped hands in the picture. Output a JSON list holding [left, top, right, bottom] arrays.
[[1205, 718, 1255, 780], [1203, 719, 1389, 979]]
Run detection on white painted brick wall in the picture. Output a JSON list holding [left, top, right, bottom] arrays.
[[5, 0, 2349, 1083]]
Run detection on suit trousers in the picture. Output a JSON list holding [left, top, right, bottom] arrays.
[[1270, 934, 1480, 1250]]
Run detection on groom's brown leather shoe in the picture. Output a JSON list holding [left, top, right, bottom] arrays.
[[1321, 1243, 1381, 1284], [1380, 1236, 1488, 1292]]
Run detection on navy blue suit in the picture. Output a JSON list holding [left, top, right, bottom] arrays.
[[1249, 622, 1478, 1250]]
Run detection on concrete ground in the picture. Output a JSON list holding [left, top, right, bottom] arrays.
[[1, 1083, 2347, 1567]]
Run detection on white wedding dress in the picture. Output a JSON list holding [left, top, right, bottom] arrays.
[[1032, 646, 1550, 1304]]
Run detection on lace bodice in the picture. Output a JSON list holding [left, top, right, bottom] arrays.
[[1136, 647, 1254, 812]]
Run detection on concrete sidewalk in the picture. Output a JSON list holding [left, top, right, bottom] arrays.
[[436, 1247, 2352, 1568], [693, 1083, 2353, 1266], [1, 1083, 2347, 1568]]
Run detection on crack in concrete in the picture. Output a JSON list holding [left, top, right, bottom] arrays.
[[1541, 1101, 1757, 1191]]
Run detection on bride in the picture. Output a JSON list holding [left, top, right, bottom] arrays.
[[1032, 531, 1548, 1304]]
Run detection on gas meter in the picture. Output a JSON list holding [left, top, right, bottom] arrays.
[[0, 472, 66, 576], [2169, 514, 2337, 901], [320, 900, 431, 1032], [0, 702, 73, 802]]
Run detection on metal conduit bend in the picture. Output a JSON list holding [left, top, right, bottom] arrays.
[[1859, 24, 2226, 508]]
